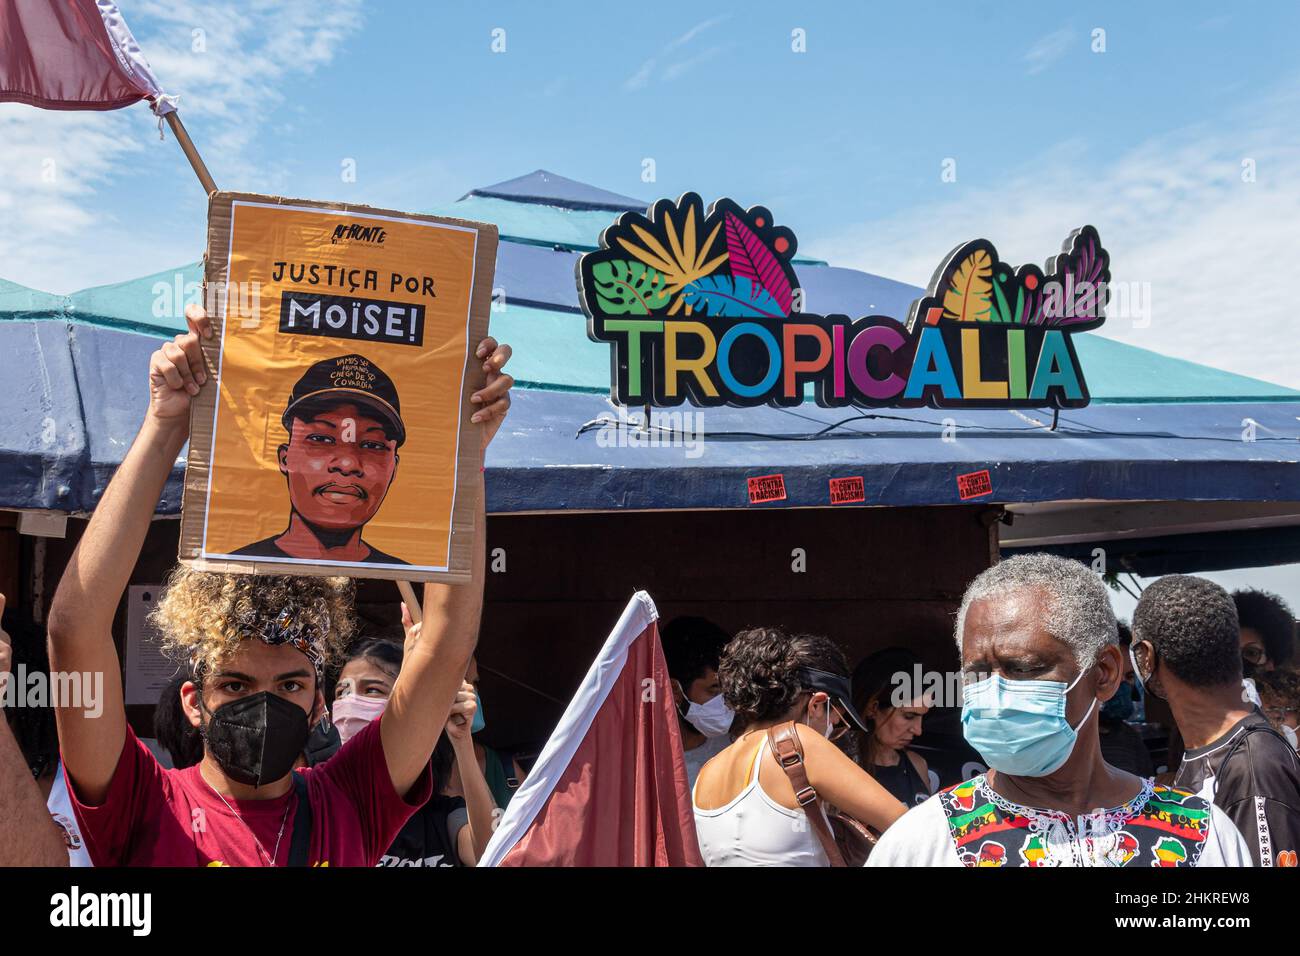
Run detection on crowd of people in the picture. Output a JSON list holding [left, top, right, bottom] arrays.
[[1, 306, 1298, 868], [667, 560, 1300, 867]]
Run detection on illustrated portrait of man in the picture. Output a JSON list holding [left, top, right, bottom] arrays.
[[232, 353, 409, 565]]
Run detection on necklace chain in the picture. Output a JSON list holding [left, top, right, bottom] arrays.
[[205, 779, 295, 867]]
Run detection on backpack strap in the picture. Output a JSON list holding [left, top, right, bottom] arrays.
[[286, 772, 313, 867], [766, 722, 846, 867]]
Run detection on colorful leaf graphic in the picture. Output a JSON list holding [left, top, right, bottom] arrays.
[[1049, 231, 1108, 326], [724, 212, 793, 314], [618, 203, 728, 301], [1017, 278, 1045, 325], [991, 273, 1014, 324], [681, 276, 784, 318], [942, 249, 993, 323], [591, 260, 671, 315]]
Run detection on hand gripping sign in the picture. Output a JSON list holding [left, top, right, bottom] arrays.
[[179, 194, 498, 582]]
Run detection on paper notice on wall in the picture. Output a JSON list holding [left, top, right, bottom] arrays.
[[124, 585, 183, 707]]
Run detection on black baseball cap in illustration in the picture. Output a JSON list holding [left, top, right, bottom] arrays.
[[281, 354, 406, 446]]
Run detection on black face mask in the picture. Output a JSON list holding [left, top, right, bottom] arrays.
[[303, 717, 341, 767], [200, 691, 309, 788]]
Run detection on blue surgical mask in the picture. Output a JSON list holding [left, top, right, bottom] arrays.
[[471, 690, 486, 734], [961, 668, 1098, 778], [1101, 680, 1135, 722]]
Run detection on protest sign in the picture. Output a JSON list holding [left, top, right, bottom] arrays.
[[179, 193, 498, 581]]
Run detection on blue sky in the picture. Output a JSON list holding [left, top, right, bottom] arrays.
[[2, 2, 1298, 611], [3, 1, 1300, 389]]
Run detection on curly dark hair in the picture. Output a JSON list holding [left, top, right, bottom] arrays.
[[1254, 666, 1300, 711], [150, 568, 355, 685], [719, 626, 849, 727], [1233, 589, 1296, 668], [1133, 575, 1241, 688]]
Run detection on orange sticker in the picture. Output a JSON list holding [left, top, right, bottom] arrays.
[[829, 476, 865, 504], [747, 474, 787, 504], [957, 469, 993, 500]]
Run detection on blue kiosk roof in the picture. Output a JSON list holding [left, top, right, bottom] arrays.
[[2, 172, 1298, 540]]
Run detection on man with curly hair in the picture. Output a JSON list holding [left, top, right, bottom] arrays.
[[1133, 575, 1300, 867], [46, 305, 514, 867]]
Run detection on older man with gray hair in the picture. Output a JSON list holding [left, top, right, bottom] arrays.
[[868, 554, 1251, 867]]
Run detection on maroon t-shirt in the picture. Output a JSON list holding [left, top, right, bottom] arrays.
[[64, 718, 431, 867]]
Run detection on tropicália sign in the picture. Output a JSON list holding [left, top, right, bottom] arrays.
[[580, 193, 1110, 410]]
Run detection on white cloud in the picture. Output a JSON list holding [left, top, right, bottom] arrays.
[[624, 15, 730, 91], [664, 46, 725, 82], [808, 86, 1300, 390], [124, 0, 365, 186], [0, 108, 151, 293], [0, 0, 364, 293], [1024, 26, 1074, 75]]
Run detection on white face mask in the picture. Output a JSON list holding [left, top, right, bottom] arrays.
[[682, 691, 734, 738], [1282, 725, 1299, 750], [807, 694, 835, 739], [1241, 677, 1262, 708]]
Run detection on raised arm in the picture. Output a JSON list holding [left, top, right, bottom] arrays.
[[46, 307, 211, 803], [380, 338, 512, 796], [801, 730, 909, 831], [445, 679, 498, 865], [0, 596, 68, 866]]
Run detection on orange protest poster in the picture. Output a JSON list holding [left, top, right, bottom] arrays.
[[179, 193, 498, 582]]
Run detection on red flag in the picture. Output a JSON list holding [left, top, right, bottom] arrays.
[[481, 591, 704, 867], [0, 0, 174, 114]]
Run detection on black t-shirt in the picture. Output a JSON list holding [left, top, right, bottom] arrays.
[[376, 793, 468, 867], [232, 536, 409, 565], [1174, 709, 1300, 867], [867, 750, 931, 807]]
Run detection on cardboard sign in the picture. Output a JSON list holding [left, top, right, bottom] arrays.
[[957, 469, 994, 500], [828, 476, 866, 505], [747, 474, 787, 504], [581, 194, 1108, 411], [179, 194, 498, 582]]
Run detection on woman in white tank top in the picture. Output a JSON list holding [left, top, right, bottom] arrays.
[[692, 627, 907, 866]]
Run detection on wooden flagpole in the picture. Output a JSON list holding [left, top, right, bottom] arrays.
[[163, 111, 217, 195], [396, 580, 423, 625]]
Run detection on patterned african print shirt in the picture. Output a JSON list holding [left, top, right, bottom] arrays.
[[866, 774, 1253, 867]]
